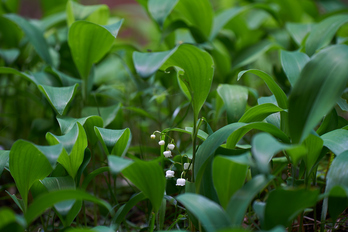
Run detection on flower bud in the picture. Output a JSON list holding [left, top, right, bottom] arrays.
[[176, 178, 185, 186], [158, 140, 165, 146], [163, 150, 172, 158], [150, 134, 155, 139], [167, 143, 175, 150], [166, 170, 175, 178]]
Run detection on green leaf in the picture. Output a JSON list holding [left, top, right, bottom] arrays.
[[68, 20, 123, 79], [305, 14, 348, 56], [122, 159, 165, 213], [4, 14, 53, 65], [286, 23, 312, 46], [238, 69, 287, 109], [9, 140, 63, 210], [81, 104, 121, 127], [46, 123, 88, 179], [57, 115, 103, 145], [148, 0, 178, 28], [94, 127, 131, 157], [217, 84, 248, 123], [81, 167, 109, 190], [321, 129, 348, 155], [288, 45, 348, 143], [0, 48, 19, 64], [226, 175, 273, 226], [251, 133, 290, 174], [280, 50, 309, 86], [232, 40, 281, 71], [66, 0, 110, 26], [328, 186, 348, 224], [0, 67, 40, 85], [264, 188, 319, 230], [213, 156, 248, 209], [322, 151, 348, 221], [112, 192, 146, 225], [170, 0, 213, 40], [239, 103, 284, 123], [302, 134, 323, 176], [0, 207, 26, 232], [0, 150, 9, 178], [134, 44, 214, 119], [108, 155, 133, 175], [176, 193, 231, 232], [24, 189, 112, 225], [38, 84, 79, 115]]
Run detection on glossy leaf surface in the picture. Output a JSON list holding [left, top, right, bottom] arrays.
[[122, 159, 165, 213], [0, 150, 9, 177], [239, 103, 284, 123], [95, 127, 131, 157], [108, 155, 133, 175], [321, 129, 348, 155], [46, 123, 87, 178], [148, 0, 178, 28], [38, 84, 79, 115], [176, 193, 231, 232], [280, 50, 309, 86], [217, 84, 248, 123], [288, 45, 348, 143]]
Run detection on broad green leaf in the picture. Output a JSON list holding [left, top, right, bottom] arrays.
[[81, 104, 121, 127], [5, 191, 24, 212], [213, 156, 248, 209], [226, 175, 273, 226], [217, 84, 248, 123], [239, 103, 284, 123], [9, 140, 63, 210], [337, 98, 348, 112], [112, 192, 146, 225], [286, 23, 312, 46], [321, 129, 348, 155], [0, 67, 39, 85], [66, 0, 109, 26], [232, 40, 281, 71], [0, 150, 9, 177], [0, 208, 25, 232], [316, 109, 338, 135], [4, 14, 53, 65], [305, 14, 348, 56], [68, 20, 123, 79], [24, 189, 112, 225], [122, 159, 165, 213], [264, 188, 319, 230], [322, 151, 348, 221], [225, 122, 289, 148], [57, 115, 103, 145], [288, 45, 348, 143], [161, 44, 214, 119], [38, 84, 79, 115], [257, 96, 281, 128], [328, 186, 348, 224], [40, 176, 80, 226], [176, 193, 231, 232], [134, 44, 214, 119], [0, 16, 22, 48], [148, 0, 178, 28], [238, 69, 287, 109], [251, 133, 290, 174], [195, 122, 288, 195], [41, 0, 68, 17], [280, 50, 309, 86], [46, 123, 88, 179], [108, 155, 133, 175], [170, 0, 213, 40], [45, 66, 82, 87], [94, 127, 131, 157], [302, 134, 323, 176], [0, 48, 19, 64]]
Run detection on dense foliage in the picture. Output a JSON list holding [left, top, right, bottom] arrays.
[[1, 0, 348, 231]]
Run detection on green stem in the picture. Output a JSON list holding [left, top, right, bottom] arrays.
[[149, 212, 156, 232]]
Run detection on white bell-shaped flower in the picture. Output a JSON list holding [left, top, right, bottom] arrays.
[[176, 178, 185, 186], [158, 140, 165, 146], [184, 163, 191, 170], [166, 170, 175, 178], [167, 143, 175, 150], [150, 134, 156, 139], [163, 150, 172, 158]]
